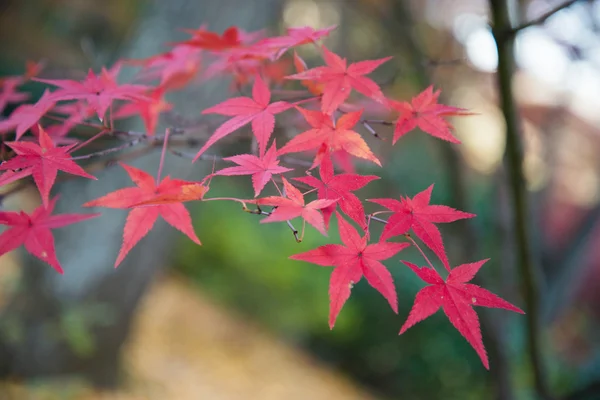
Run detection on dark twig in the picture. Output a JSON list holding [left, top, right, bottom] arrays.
[[70, 138, 144, 160], [363, 119, 394, 126], [507, 0, 581, 36], [361, 121, 383, 139]]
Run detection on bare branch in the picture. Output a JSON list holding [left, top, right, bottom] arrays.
[[508, 0, 581, 36]]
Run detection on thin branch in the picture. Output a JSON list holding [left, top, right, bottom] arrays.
[[490, 0, 550, 398], [70, 138, 144, 160], [361, 121, 383, 140], [508, 0, 581, 36], [363, 119, 394, 126]]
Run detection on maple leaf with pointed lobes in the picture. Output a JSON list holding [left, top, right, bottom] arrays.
[[214, 141, 292, 197], [0, 77, 30, 113], [278, 108, 380, 168], [286, 46, 391, 114], [290, 212, 410, 328], [257, 25, 336, 59], [0, 197, 99, 274], [35, 65, 149, 121], [400, 260, 524, 369], [195, 75, 291, 160], [293, 52, 323, 96], [83, 163, 204, 268], [389, 86, 472, 144], [0, 89, 56, 139], [114, 88, 173, 135], [179, 26, 243, 51], [369, 185, 474, 271], [255, 177, 337, 236], [128, 45, 202, 92], [0, 126, 96, 206], [294, 155, 378, 229], [38, 101, 96, 144]]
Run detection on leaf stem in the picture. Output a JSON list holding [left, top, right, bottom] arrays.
[[156, 128, 171, 184], [404, 234, 437, 271]]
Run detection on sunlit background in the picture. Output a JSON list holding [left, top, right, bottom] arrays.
[[1, 0, 600, 399]]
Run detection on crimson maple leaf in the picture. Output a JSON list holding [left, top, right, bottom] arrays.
[[400, 260, 524, 369], [214, 141, 292, 197], [0, 77, 30, 113], [40, 101, 96, 144], [286, 46, 391, 114], [0, 89, 56, 139], [128, 45, 201, 91], [290, 212, 410, 328], [389, 86, 472, 144], [179, 26, 244, 51], [83, 163, 205, 267], [255, 177, 336, 236], [294, 155, 378, 229], [114, 88, 173, 135], [293, 52, 323, 96], [278, 108, 380, 167], [0, 125, 96, 206], [195, 74, 291, 160], [0, 196, 99, 273], [369, 185, 474, 271], [35, 66, 149, 121], [257, 25, 336, 59]]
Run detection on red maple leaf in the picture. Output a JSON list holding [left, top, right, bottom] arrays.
[[255, 177, 336, 236], [294, 155, 378, 229], [195, 74, 291, 160], [0, 89, 56, 139], [83, 163, 205, 267], [292, 52, 323, 96], [179, 26, 243, 51], [278, 108, 380, 167], [257, 25, 336, 59], [39, 101, 96, 144], [389, 86, 472, 144], [35, 65, 149, 121], [286, 46, 391, 114], [114, 88, 173, 135], [0, 77, 30, 113], [0, 125, 96, 206], [400, 260, 524, 369], [0, 196, 99, 274], [128, 45, 202, 91], [369, 185, 474, 271], [214, 141, 292, 197], [290, 212, 410, 328]]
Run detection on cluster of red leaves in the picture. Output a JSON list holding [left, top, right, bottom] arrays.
[[0, 24, 522, 369]]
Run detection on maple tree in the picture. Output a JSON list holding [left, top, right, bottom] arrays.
[[0, 23, 524, 371]]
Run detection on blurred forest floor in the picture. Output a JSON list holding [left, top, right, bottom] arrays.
[[0, 254, 376, 400]]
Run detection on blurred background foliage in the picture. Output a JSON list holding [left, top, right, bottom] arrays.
[[1, 0, 600, 399]]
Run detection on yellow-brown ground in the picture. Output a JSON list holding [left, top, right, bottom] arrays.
[[0, 256, 376, 400]]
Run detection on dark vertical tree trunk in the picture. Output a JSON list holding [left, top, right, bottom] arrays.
[[0, 0, 277, 387]]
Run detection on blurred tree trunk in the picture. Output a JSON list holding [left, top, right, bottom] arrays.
[[0, 0, 276, 388]]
